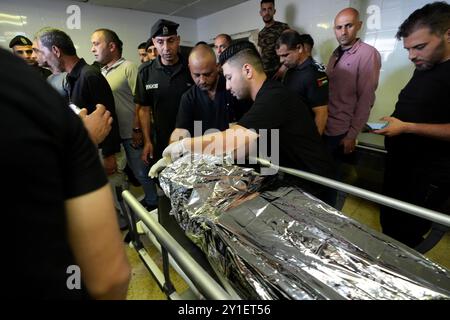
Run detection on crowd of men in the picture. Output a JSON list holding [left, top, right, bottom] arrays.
[[4, 0, 449, 299]]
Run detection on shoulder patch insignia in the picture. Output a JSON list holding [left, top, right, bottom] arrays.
[[317, 77, 328, 87]]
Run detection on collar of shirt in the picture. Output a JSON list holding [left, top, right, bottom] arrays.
[[67, 58, 87, 83], [101, 57, 125, 76], [332, 38, 362, 57], [295, 56, 314, 72], [154, 55, 186, 77]]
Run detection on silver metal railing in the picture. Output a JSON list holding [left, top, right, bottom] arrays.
[[122, 190, 233, 300], [254, 157, 450, 227]]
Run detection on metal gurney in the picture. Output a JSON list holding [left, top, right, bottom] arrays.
[[123, 154, 450, 299]]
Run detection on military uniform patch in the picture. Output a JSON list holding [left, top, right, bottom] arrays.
[[317, 77, 328, 87]]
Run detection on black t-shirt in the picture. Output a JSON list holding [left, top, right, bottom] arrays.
[[134, 56, 194, 157], [283, 57, 329, 113], [176, 74, 251, 135], [386, 59, 450, 181], [0, 49, 108, 299], [66, 58, 121, 157], [238, 80, 334, 177]]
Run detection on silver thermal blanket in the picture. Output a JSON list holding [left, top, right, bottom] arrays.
[[159, 154, 450, 300]]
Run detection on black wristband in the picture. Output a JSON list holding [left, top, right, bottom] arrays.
[[133, 127, 142, 133]]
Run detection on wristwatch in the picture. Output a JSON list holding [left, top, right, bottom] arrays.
[[133, 127, 142, 133]]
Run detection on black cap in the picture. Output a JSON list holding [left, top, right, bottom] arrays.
[[150, 19, 179, 39], [145, 38, 153, 50], [9, 35, 32, 48]]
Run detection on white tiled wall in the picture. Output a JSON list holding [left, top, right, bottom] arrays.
[[0, 0, 198, 66]]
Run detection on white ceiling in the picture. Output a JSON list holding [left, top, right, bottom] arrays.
[[75, 0, 251, 19]]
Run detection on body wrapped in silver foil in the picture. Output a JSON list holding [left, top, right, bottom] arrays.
[[159, 154, 450, 300]]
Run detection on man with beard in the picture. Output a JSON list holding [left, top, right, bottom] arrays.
[[373, 2, 450, 249], [257, 0, 289, 79], [170, 44, 250, 142], [161, 41, 335, 205], [10, 35, 51, 78], [35, 28, 121, 177]]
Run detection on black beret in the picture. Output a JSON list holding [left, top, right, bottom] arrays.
[[150, 19, 179, 39], [9, 35, 32, 48]]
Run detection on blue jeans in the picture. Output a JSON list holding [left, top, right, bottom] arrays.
[[122, 139, 157, 206]]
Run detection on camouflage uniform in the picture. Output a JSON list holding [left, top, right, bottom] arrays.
[[258, 21, 289, 77]]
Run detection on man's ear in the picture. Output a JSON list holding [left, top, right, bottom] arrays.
[[358, 20, 363, 31], [51, 45, 60, 58], [242, 63, 253, 79], [446, 28, 450, 43]]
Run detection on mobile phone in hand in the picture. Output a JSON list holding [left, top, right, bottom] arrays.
[[366, 122, 388, 131]]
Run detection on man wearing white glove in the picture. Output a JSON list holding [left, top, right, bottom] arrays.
[[162, 41, 335, 205], [148, 156, 172, 178]]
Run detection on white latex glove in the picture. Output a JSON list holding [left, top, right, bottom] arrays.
[[148, 156, 172, 179], [162, 138, 190, 161]]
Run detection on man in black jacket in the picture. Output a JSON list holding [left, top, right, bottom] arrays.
[[35, 27, 121, 175]]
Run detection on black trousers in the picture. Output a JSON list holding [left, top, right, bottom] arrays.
[[380, 156, 449, 248]]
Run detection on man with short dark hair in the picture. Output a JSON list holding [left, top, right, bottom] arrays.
[[299, 34, 314, 54], [374, 1, 450, 248], [9, 35, 34, 66], [170, 44, 250, 142], [146, 42, 158, 61], [10, 35, 51, 78], [134, 19, 194, 162], [276, 30, 328, 135], [138, 42, 150, 64], [91, 28, 158, 211], [257, 0, 289, 79], [162, 41, 335, 204], [35, 27, 121, 177]]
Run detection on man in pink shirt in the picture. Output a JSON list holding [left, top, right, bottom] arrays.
[[325, 7, 381, 209]]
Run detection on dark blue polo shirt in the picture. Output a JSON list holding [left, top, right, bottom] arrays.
[[283, 57, 329, 114]]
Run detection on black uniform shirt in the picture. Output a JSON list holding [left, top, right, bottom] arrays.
[[283, 57, 329, 114], [238, 80, 334, 177], [65, 58, 121, 157], [176, 74, 251, 135], [134, 56, 193, 156]]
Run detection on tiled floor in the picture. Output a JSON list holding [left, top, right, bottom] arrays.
[[125, 189, 449, 300]]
